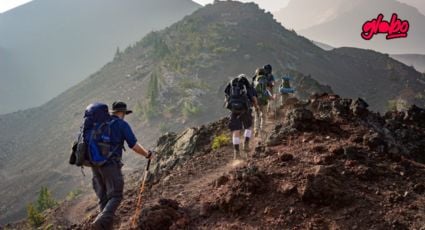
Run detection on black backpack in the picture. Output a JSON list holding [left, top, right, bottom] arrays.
[[225, 77, 249, 114]]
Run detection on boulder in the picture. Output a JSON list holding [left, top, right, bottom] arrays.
[[300, 166, 351, 206]]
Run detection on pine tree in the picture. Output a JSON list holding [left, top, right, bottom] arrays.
[[27, 203, 44, 227], [36, 186, 57, 212]]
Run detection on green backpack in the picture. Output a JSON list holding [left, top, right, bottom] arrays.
[[254, 74, 270, 106]]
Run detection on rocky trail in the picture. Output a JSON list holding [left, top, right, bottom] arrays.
[[30, 94, 425, 229]]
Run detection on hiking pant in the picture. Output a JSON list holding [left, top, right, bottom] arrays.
[[255, 105, 267, 135], [281, 93, 289, 107], [91, 161, 124, 230]]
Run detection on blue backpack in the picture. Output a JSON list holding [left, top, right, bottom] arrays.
[[71, 103, 119, 167]]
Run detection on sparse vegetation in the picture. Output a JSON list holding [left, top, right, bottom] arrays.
[[143, 70, 162, 121], [27, 186, 57, 227], [212, 134, 231, 150], [27, 203, 44, 227], [182, 101, 202, 118], [415, 92, 424, 100], [65, 189, 83, 201], [387, 99, 409, 111], [178, 78, 209, 91], [36, 186, 58, 211]]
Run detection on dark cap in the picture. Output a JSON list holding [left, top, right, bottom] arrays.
[[263, 64, 272, 72], [111, 101, 133, 115]]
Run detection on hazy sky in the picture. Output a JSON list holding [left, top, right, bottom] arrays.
[[0, 0, 289, 14], [193, 0, 289, 12], [0, 0, 31, 13]]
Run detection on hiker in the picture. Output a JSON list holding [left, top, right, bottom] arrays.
[[90, 102, 154, 230], [252, 68, 273, 139], [225, 74, 259, 159], [279, 75, 295, 107], [263, 64, 276, 114]]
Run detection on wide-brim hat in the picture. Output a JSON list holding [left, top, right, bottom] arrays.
[[111, 101, 133, 115]]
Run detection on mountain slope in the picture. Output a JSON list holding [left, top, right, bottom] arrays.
[[275, 0, 425, 54], [34, 94, 425, 229], [1, 1, 424, 224], [0, 2, 330, 224], [391, 54, 425, 73], [0, 0, 200, 114], [398, 0, 425, 15]]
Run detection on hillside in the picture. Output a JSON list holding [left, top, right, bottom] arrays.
[[391, 54, 425, 73], [1, 0, 424, 225], [0, 2, 331, 224], [22, 94, 425, 229], [0, 0, 200, 114], [275, 0, 425, 54], [398, 0, 425, 15]]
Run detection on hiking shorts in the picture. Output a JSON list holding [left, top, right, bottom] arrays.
[[228, 109, 253, 131]]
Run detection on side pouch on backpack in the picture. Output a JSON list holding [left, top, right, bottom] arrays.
[[75, 142, 89, 167], [69, 141, 77, 165]]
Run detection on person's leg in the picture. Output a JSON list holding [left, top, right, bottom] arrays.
[[232, 130, 241, 159], [92, 162, 124, 230], [229, 112, 243, 159], [242, 110, 253, 154], [91, 167, 107, 211], [260, 105, 267, 140], [254, 108, 261, 137]]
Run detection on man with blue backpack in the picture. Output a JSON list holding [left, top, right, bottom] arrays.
[[70, 101, 153, 229], [279, 75, 295, 107]]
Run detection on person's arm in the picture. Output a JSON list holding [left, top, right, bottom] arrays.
[[122, 122, 153, 159], [252, 96, 259, 110], [132, 143, 152, 159], [248, 86, 259, 110]]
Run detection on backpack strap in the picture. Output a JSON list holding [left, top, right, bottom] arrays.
[[106, 118, 124, 161]]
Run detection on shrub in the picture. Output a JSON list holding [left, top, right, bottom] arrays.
[[387, 99, 409, 111], [66, 189, 83, 201], [27, 203, 44, 227], [212, 134, 231, 150], [36, 186, 57, 212], [182, 101, 202, 118]]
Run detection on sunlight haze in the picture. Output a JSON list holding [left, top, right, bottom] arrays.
[[0, 0, 32, 13]]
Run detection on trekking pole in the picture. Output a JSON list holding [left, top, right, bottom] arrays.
[[131, 158, 152, 229]]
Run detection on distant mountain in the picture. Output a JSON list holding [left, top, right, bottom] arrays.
[[275, 0, 425, 54], [0, 0, 200, 114], [312, 41, 334, 51], [391, 54, 425, 73], [398, 0, 425, 15], [275, 0, 358, 30], [1, 1, 424, 224]]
